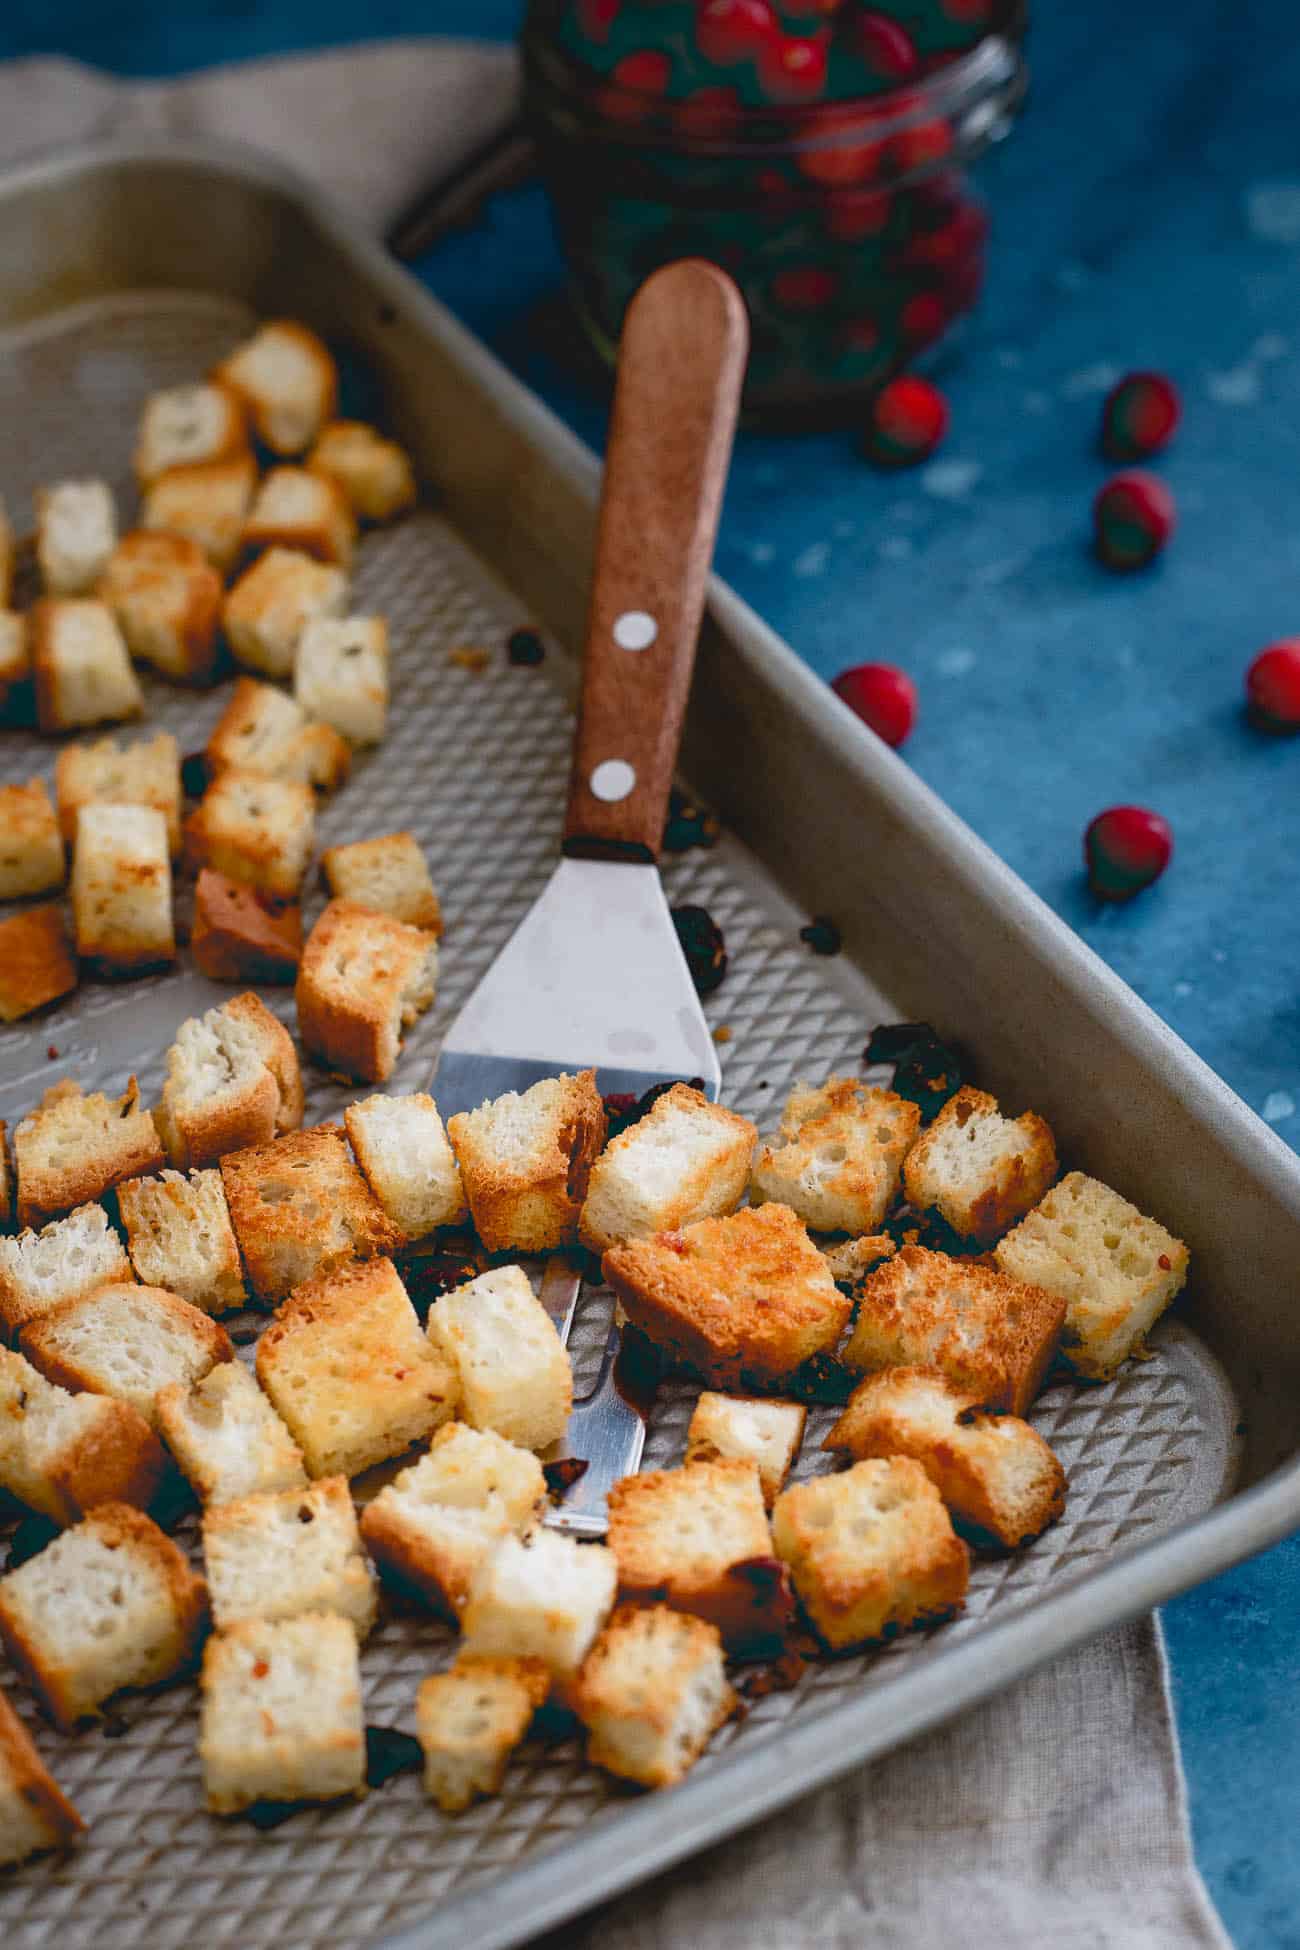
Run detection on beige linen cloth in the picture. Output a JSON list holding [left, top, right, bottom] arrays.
[[0, 40, 1230, 1950]]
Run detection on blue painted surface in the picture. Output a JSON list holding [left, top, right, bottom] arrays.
[[5, 4, 1300, 1943]]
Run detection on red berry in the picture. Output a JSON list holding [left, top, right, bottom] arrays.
[[675, 85, 743, 138], [758, 31, 830, 101], [602, 50, 673, 122], [771, 265, 839, 311], [1084, 806, 1173, 901], [940, 0, 994, 21], [575, 0, 622, 42], [902, 201, 988, 268], [845, 12, 918, 82], [862, 375, 949, 467], [1246, 640, 1300, 732], [783, 0, 842, 12], [831, 663, 918, 747], [887, 115, 953, 175], [824, 185, 892, 239], [797, 108, 886, 186], [697, 0, 780, 64], [900, 291, 947, 344], [1093, 470, 1176, 572], [1100, 370, 1181, 462]]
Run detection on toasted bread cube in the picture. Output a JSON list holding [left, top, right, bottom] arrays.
[[55, 731, 182, 856], [142, 452, 257, 574], [0, 1346, 166, 1524], [574, 1604, 734, 1790], [686, 1393, 806, 1509], [579, 1084, 756, 1254], [206, 677, 349, 793], [295, 614, 387, 744], [71, 803, 174, 974], [243, 466, 355, 568], [842, 1245, 1066, 1415], [35, 480, 116, 596], [220, 1124, 401, 1306], [156, 991, 303, 1172], [0, 1503, 206, 1727], [0, 1684, 83, 1863], [447, 1070, 605, 1253], [344, 1093, 465, 1241], [192, 869, 303, 986], [257, 1256, 456, 1477], [96, 531, 223, 685], [118, 1169, 246, 1313], [24, 1283, 233, 1431], [994, 1171, 1190, 1380], [772, 1458, 969, 1651], [214, 320, 338, 456], [427, 1265, 572, 1453], [460, 1527, 617, 1684], [821, 1232, 896, 1286], [202, 1474, 375, 1636], [199, 1612, 364, 1814], [31, 599, 142, 732], [607, 1459, 793, 1653], [360, 1421, 544, 1616], [604, 1203, 851, 1391], [415, 1655, 548, 1813], [134, 381, 248, 489], [223, 545, 348, 680], [296, 899, 437, 1084], [750, 1078, 920, 1235], [903, 1087, 1058, 1245], [156, 1362, 305, 1508], [0, 610, 29, 718], [185, 769, 315, 899], [0, 780, 63, 897], [14, 1077, 163, 1229], [0, 906, 77, 1024], [309, 420, 417, 522], [825, 1366, 1066, 1550], [0, 1204, 132, 1341], [321, 831, 441, 931]]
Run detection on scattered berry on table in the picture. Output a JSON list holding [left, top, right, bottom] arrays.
[[506, 627, 546, 666], [831, 662, 918, 747], [1246, 640, 1300, 732], [1100, 371, 1181, 463], [799, 916, 842, 955], [1084, 805, 1173, 901], [862, 373, 949, 467], [671, 903, 729, 994], [1093, 470, 1175, 572]]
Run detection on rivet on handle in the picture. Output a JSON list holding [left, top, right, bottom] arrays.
[[613, 611, 658, 651], [590, 759, 637, 802]]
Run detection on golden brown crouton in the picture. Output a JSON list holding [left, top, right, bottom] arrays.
[[199, 1612, 365, 1815], [133, 380, 248, 489], [117, 1169, 247, 1315], [155, 991, 302, 1171], [71, 802, 174, 975], [295, 615, 388, 745], [685, 1392, 806, 1509], [55, 731, 182, 856], [201, 1475, 376, 1636], [459, 1527, 617, 1685], [213, 320, 338, 456], [30, 599, 143, 733], [750, 1077, 920, 1235], [0, 1682, 84, 1863], [205, 677, 349, 793], [321, 831, 441, 931], [344, 1092, 465, 1240], [579, 1084, 757, 1254], [13, 1078, 163, 1229], [426, 1265, 572, 1453], [242, 466, 356, 568], [220, 1125, 402, 1307], [0, 1204, 132, 1342], [903, 1087, 1058, 1245], [821, 1232, 896, 1286], [96, 531, 223, 685], [156, 1361, 306, 1509], [23, 1282, 234, 1431], [0, 1345, 167, 1525], [0, 780, 63, 898], [0, 611, 29, 721], [191, 869, 303, 985], [446, 1070, 606, 1253], [185, 769, 315, 899], [141, 453, 258, 575], [296, 899, 438, 1085], [222, 545, 348, 681], [0, 906, 77, 1025], [573, 1605, 734, 1790], [35, 481, 116, 596], [415, 1656, 549, 1814], [308, 420, 417, 521]]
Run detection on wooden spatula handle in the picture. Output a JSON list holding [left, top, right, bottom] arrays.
[[563, 260, 749, 862]]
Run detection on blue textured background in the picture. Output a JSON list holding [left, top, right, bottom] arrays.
[[6, 4, 1300, 1942]]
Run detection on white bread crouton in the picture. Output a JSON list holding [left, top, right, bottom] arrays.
[[447, 1070, 606, 1253], [460, 1527, 617, 1685], [191, 869, 303, 986], [321, 831, 441, 931], [771, 1457, 969, 1651], [0, 610, 29, 717], [156, 1362, 305, 1508], [296, 899, 437, 1084], [133, 381, 248, 489], [117, 1168, 246, 1313], [220, 1124, 401, 1306], [243, 466, 355, 568], [360, 1421, 544, 1616], [185, 769, 315, 898], [0, 1203, 132, 1341], [416, 1655, 548, 1813], [31, 599, 142, 732], [685, 1393, 806, 1509], [0, 1346, 166, 1524], [0, 1685, 83, 1863], [579, 1084, 756, 1253], [0, 781, 63, 898], [202, 1475, 376, 1637], [155, 990, 303, 1171], [0, 1502, 206, 1726], [750, 1077, 920, 1235], [206, 677, 349, 793], [35, 480, 116, 596], [55, 731, 182, 856], [994, 1170, 1190, 1380], [603, 1203, 851, 1390], [821, 1232, 896, 1287], [0, 906, 77, 1025], [344, 1093, 465, 1241], [573, 1604, 734, 1790], [426, 1265, 572, 1453], [294, 614, 387, 744], [308, 421, 416, 521], [71, 802, 174, 974], [825, 1366, 1066, 1549], [142, 452, 257, 574], [213, 320, 338, 456], [96, 531, 223, 685], [223, 545, 347, 681], [256, 1257, 457, 1477], [14, 1077, 163, 1229], [199, 1612, 365, 1814], [903, 1086, 1058, 1245], [23, 1283, 234, 1431]]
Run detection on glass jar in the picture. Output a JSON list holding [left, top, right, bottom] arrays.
[[522, 1, 1027, 417]]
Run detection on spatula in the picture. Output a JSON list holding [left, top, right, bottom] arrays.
[[430, 258, 749, 1534]]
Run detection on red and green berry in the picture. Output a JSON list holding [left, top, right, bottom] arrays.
[[1093, 471, 1176, 572], [831, 662, 918, 747], [862, 373, 949, 466], [1100, 371, 1181, 463], [1246, 640, 1300, 733], [1084, 806, 1173, 901]]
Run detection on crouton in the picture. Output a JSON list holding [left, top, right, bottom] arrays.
[[54, 730, 181, 860], [133, 381, 248, 489], [308, 420, 417, 522], [0, 780, 63, 897], [192, 870, 303, 986], [0, 1685, 83, 1864], [426, 1265, 571, 1453], [13, 1078, 163, 1229], [842, 1244, 1065, 1415], [750, 1077, 920, 1235], [994, 1171, 1190, 1380], [199, 1612, 365, 1814], [460, 1527, 617, 1684], [0, 611, 29, 719], [685, 1393, 806, 1509], [573, 1604, 734, 1790], [142, 453, 258, 575], [821, 1233, 896, 1286], [321, 831, 441, 932], [96, 531, 223, 685], [825, 1366, 1066, 1549], [223, 545, 348, 680], [415, 1655, 548, 1813], [205, 677, 350, 793], [0, 1204, 132, 1341], [344, 1093, 465, 1240], [0, 906, 77, 1025], [156, 1362, 305, 1508], [23, 1283, 233, 1431], [202, 1475, 376, 1636], [242, 466, 356, 568], [447, 1070, 605, 1253], [0, 1502, 206, 1727], [579, 1084, 756, 1254], [220, 1124, 401, 1307], [155, 991, 303, 1171], [903, 1087, 1058, 1245], [771, 1457, 969, 1651], [0, 1346, 167, 1524], [295, 614, 387, 744], [185, 769, 315, 899], [35, 480, 116, 596], [603, 1203, 851, 1391], [70, 802, 174, 974], [213, 320, 338, 457], [296, 899, 437, 1085], [31, 599, 142, 732], [118, 1168, 246, 1313], [360, 1421, 544, 1616]]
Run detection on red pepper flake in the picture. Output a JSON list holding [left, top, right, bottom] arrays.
[[46, 1045, 59, 1060], [252, 1659, 269, 1679], [1158, 1253, 1172, 1271], [713, 1023, 733, 1044], [448, 644, 492, 672]]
